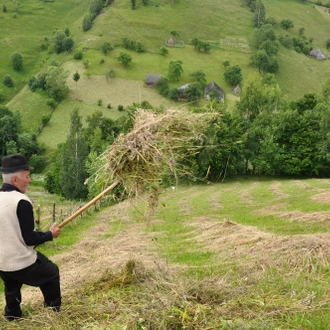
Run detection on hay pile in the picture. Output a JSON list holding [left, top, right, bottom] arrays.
[[90, 108, 212, 197]]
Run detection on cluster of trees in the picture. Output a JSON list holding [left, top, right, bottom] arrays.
[[245, 0, 317, 74], [41, 72, 330, 200], [191, 38, 211, 53], [250, 24, 279, 74], [44, 109, 132, 199], [52, 29, 74, 54], [196, 73, 330, 179], [28, 64, 69, 102], [83, 0, 113, 32], [122, 38, 146, 53], [0, 106, 46, 172]]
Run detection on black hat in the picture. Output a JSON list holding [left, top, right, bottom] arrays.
[[1, 153, 33, 173]]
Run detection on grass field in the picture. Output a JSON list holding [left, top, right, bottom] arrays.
[[1, 176, 330, 329], [2, 0, 330, 142]]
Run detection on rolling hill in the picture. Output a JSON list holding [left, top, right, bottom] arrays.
[[1, 0, 330, 148]]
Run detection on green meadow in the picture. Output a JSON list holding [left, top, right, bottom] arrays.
[[1, 0, 330, 139], [1, 176, 330, 328]]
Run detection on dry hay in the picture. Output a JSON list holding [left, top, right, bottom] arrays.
[[89, 108, 213, 198], [311, 190, 330, 203], [189, 217, 330, 276], [274, 210, 330, 223]]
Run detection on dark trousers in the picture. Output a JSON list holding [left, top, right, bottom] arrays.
[[0, 251, 61, 319]]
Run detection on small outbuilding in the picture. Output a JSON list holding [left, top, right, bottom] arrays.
[[308, 49, 326, 60], [145, 74, 162, 88], [178, 83, 191, 100], [231, 85, 241, 95], [204, 81, 225, 101]]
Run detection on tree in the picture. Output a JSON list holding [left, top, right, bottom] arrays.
[[83, 15, 93, 32], [224, 65, 243, 86], [53, 30, 66, 54], [135, 42, 146, 53], [250, 49, 270, 74], [0, 112, 19, 155], [190, 70, 207, 87], [253, 0, 266, 28], [101, 42, 113, 55], [73, 71, 80, 87], [131, 0, 136, 9], [253, 24, 276, 49], [11, 52, 23, 71], [63, 37, 74, 52], [170, 30, 180, 43], [281, 19, 294, 30], [117, 52, 132, 67], [155, 77, 170, 96], [259, 40, 279, 56], [90, 0, 104, 16], [160, 47, 169, 56], [59, 109, 89, 199], [222, 60, 230, 68], [185, 83, 202, 102], [195, 107, 245, 181], [45, 66, 69, 101], [3, 75, 14, 88], [167, 60, 183, 82]]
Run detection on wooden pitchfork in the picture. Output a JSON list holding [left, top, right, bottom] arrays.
[[57, 180, 121, 229]]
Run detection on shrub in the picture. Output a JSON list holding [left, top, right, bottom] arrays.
[[3, 75, 14, 87], [107, 103, 112, 109], [97, 99, 102, 106], [118, 105, 124, 111], [11, 52, 23, 71], [83, 15, 93, 32], [224, 65, 243, 86], [29, 154, 47, 173], [279, 34, 293, 48], [74, 51, 83, 60], [41, 114, 51, 126]]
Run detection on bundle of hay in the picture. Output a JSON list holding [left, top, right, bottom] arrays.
[[88, 108, 213, 198]]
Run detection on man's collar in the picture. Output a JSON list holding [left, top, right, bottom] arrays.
[[0, 183, 21, 192]]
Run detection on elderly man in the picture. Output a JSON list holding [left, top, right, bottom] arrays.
[[0, 153, 61, 321]]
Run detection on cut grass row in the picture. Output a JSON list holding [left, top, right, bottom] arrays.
[[1, 176, 330, 328]]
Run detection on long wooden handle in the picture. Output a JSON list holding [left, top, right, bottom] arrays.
[[58, 180, 121, 229]]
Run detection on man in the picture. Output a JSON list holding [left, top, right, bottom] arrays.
[[0, 153, 61, 321]]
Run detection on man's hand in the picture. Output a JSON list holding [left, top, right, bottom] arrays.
[[50, 223, 61, 238]]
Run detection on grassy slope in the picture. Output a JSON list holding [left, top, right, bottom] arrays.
[[1, 176, 330, 329], [0, 0, 88, 99], [263, 0, 330, 98], [2, 0, 330, 150]]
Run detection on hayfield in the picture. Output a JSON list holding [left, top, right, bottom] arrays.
[[1, 176, 330, 329]]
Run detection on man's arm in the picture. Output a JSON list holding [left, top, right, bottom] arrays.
[[17, 199, 53, 246]]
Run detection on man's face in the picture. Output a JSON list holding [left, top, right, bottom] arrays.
[[12, 170, 31, 193]]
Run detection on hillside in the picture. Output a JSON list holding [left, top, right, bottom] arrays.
[[2, 0, 330, 146], [1, 176, 330, 328]]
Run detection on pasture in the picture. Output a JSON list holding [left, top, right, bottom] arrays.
[[1, 176, 330, 329], [2, 0, 330, 139]]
